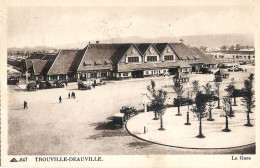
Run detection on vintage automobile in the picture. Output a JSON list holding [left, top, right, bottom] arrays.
[[93, 79, 107, 87], [27, 81, 37, 91], [46, 81, 57, 88], [78, 81, 91, 90], [120, 106, 138, 120], [54, 80, 65, 88], [7, 76, 19, 85], [228, 67, 244, 72], [39, 81, 48, 89], [240, 61, 247, 65], [112, 113, 125, 128], [214, 77, 223, 82], [199, 67, 213, 74]]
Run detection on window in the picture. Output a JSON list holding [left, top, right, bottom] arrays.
[[128, 57, 139, 63], [123, 72, 128, 76], [147, 56, 157, 62], [164, 55, 174, 61]]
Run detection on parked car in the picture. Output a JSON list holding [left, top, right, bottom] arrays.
[[112, 113, 125, 128], [214, 77, 223, 82], [39, 81, 48, 89], [27, 81, 37, 91], [7, 76, 19, 85], [240, 61, 247, 65], [93, 79, 106, 87], [227, 67, 244, 72], [54, 80, 65, 88], [120, 106, 138, 120], [78, 81, 91, 90], [199, 67, 213, 74]]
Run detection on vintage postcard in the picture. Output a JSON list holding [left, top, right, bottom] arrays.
[[0, 0, 259, 167]]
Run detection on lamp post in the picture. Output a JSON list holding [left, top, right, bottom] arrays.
[[184, 91, 191, 125]]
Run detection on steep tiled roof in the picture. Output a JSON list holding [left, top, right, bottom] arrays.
[[78, 44, 132, 72], [25, 59, 33, 70], [190, 47, 216, 65], [42, 53, 58, 61], [154, 43, 168, 54], [47, 49, 85, 75], [31, 60, 49, 75], [170, 43, 201, 61]]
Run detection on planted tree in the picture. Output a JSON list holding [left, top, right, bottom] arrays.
[[225, 83, 235, 117], [173, 81, 185, 116], [221, 97, 232, 132], [214, 82, 221, 109], [191, 91, 208, 138], [242, 74, 255, 127], [203, 83, 216, 121], [147, 80, 168, 130]]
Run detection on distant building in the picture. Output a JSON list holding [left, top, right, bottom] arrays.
[[209, 49, 255, 63]]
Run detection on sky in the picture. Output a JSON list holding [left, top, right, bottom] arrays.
[[7, 6, 255, 48]]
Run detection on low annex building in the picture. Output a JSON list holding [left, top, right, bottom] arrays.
[[23, 42, 217, 81]]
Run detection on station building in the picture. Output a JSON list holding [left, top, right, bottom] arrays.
[[23, 42, 216, 81]]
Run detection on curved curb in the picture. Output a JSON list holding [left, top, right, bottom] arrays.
[[125, 120, 255, 150]]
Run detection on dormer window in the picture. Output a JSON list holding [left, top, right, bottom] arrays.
[[83, 61, 87, 66]]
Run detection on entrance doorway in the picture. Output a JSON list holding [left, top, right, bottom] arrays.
[[168, 68, 178, 75]]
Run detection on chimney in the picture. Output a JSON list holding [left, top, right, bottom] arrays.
[[96, 41, 99, 44]]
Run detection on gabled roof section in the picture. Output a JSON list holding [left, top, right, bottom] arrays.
[[170, 43, 202, 62], [190, 47, 216, 65], [24, 59, 33, 70], [78, 43, 132, 72], [135, 43, 151, 54], [154, 43, 169, 54], [47, 49, 85, 75], [31, 60, 49, 75]]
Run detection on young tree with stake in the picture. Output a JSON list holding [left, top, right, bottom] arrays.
[[203, 83, 216, 121], [173, 81, 185, 116], [214, 82, 221, 109], [147, 80, 168, 130], [242, 73, 255, 127], [225, 83, 235, 117], [191, 91, 208, 138], [222, 97, 232, 132]]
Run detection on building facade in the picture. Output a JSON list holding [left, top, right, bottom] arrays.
[[23, 42, 217, 81]]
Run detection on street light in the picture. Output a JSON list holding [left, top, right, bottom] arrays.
[[184, 91, 191, 125]]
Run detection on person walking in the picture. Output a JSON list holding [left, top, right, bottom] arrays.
[[24, 101, 28, 109], [68, 92, 70, 98], [59, 96, 62, 103]]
